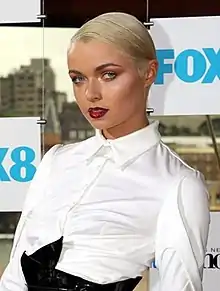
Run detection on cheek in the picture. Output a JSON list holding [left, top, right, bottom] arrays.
[[103, 76, 142, 106]]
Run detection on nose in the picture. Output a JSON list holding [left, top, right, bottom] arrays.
[[85, 79, 102, 102]]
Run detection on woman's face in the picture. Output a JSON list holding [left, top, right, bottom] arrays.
[[67, 39, 157, 138]]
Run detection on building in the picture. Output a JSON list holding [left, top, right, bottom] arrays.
[[162, 136, 220, 181], [9, 58, 56, 117], [59, 102, 95, 143], [152, 115, 206, 133], [53, 91, 67, 115], [207, 181, 220, 210], [0, 75, 14, 113], [151, 115, 220, 136], [0, 58, 68, 140], [43, 132, 62, 152], [174, 146, 220, 181], [161, 136, 220, 147], [44, 96, 61, 135], [0, 58, 67, 118]]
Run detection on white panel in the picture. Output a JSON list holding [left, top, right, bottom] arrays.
[[0, 0, 40, 23], [0, 117, 41, 211], [149, 16, 220, 115]]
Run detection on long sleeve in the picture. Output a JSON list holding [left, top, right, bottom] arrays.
[[155, 172, 210, 291], [0, 144, 62, 291]]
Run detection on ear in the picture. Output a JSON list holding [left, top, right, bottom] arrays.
[[144, 60, 158, 88]]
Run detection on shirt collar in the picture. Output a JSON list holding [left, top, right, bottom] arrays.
[[86, 120, 161, 168]]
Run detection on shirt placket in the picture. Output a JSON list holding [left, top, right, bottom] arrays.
[[62, 145, 112, 231]]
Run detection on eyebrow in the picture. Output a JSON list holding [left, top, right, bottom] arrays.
[[68, 63, 122, 75]]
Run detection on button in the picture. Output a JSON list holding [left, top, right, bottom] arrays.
[[104, 154, 111, 159], [104, 140, 111, 146]]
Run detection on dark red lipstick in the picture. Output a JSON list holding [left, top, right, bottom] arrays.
[[88, 107, 109, 119]]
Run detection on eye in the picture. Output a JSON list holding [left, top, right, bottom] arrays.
[[102, 71, 117, 80], [71, 75, 85, 84]]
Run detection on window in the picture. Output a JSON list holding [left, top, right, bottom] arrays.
[[205, 154, 213, 162], [206, 165, 212, 173], [69, 129, 77, 140], [17, 97, 25, 101], [87, 129, 95, 137], [192, 154, 198, 162], [216, 192, 220, 205], [78, 130, 86, 140], [19, 75, 24, 80]]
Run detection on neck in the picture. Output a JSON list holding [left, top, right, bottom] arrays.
[[102, 114, 149, 140]]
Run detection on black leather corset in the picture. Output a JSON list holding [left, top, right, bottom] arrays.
[[21, 237, 142, 291]]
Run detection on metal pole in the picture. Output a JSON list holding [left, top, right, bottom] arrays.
[[36, 0, 47, 156], [206, 115, 220, 171], [145, 1, 151, 290]]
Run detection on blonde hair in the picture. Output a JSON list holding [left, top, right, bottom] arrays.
[[70, 12, 156, 73]]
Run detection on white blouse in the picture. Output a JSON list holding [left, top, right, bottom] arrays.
[[0, 121, 210, 291]]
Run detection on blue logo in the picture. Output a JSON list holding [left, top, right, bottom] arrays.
[[0, 146, 36, 182], [155, 48, 220, 84]]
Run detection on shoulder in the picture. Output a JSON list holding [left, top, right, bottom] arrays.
[[158, 141, 195, 172], [54, 136, 95, 158], [154, 141, 210, 204], [155, 154, 210, 244], [43, 137, 97, 167], [156, 141, 205, 181], [166, 143, 209, 201], [159, 147, 210, 221], [176, 170, 210, 214]]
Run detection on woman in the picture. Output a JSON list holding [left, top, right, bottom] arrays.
[[0, 12, 210, 291]]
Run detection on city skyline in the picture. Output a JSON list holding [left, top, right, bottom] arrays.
[[0, 26, 78, 102]]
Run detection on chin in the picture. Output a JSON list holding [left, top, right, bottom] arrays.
[[88, 119, 112, 131], [90, 122, 108, 131]]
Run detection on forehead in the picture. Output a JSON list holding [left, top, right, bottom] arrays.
[[67, 40, 134, 70]]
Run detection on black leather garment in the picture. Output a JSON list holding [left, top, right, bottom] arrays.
[[21, 237, 142, 291]]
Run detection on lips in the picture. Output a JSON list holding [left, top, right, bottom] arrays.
[[88, 107, 109, 119]]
